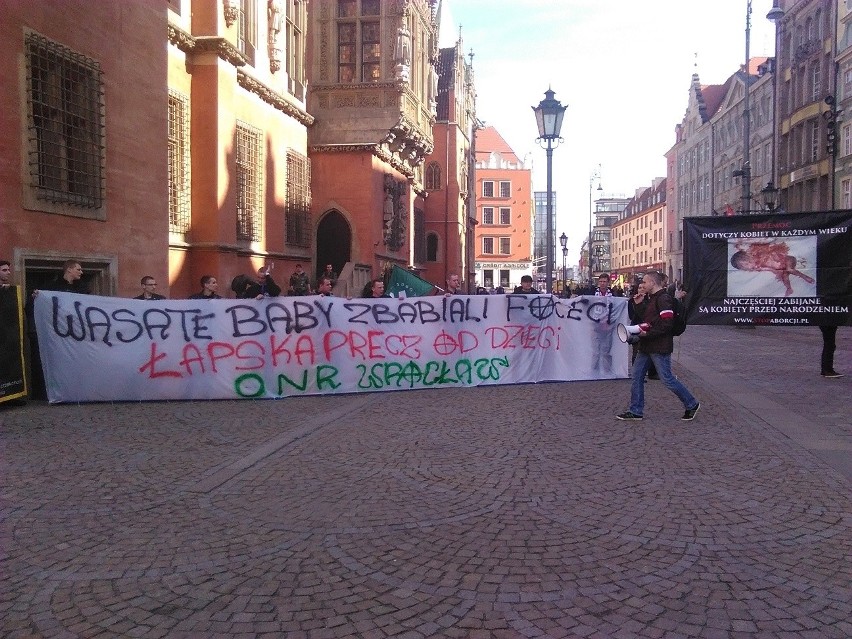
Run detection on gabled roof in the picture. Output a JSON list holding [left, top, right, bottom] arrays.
[[687, 55, 769, 126], [475, 126, 520, 164], [700, 81, 729, 120], [745, 56, 769, 75]]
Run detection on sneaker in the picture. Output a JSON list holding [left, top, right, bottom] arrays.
[[616, 411, 643, 420], [821, 370, 844, 378], [682, 403, 700, 421]]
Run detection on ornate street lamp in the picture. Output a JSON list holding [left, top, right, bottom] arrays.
[[760, 181, 780, 212], [532, 88, 567, 294], [559, 232, 568, 294]]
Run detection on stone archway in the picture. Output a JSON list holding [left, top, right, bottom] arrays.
[[315, 210, 352, 279]]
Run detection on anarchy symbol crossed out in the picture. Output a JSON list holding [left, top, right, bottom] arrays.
[[528, 296, 557, 320]]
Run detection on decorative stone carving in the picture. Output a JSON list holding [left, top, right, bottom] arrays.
[[358, 93, 382, 107], [194, 36, 248, 67], [319, 2, 329, 81], [383, 175, 407, 252], [237, 70, 315, 126], [223, 0, 239, 27], [168, 24, 196, 54], [333, 93, 356, 107]]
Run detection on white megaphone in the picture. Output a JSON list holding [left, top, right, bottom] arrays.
[[616, 323, 648, 344]]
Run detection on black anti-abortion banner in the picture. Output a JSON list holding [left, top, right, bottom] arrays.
[[683, 211, 851, 327], [0, 286, 28, 402]]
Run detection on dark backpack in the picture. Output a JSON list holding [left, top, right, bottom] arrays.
[[671, 297, 687, 336]]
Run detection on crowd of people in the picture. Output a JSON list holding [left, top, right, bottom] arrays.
[[1, 258, 843, 405]]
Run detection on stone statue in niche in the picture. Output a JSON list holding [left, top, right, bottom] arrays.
[[268, 0, 284, 72], [383, 175, 406, 252], [394, 22, 412, 83]]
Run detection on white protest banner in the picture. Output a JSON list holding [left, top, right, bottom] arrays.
[[34, 292, 628, 403]]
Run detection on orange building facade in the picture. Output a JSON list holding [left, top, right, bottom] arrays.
[[610, 178, 667, 285], [473, 127, 533, 291], [167, 0, 313, 297]]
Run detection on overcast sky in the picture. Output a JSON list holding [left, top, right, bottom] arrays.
[[440, 0, 779, 267]]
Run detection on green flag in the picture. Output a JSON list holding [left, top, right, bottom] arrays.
[[386, 265, 435, 298]]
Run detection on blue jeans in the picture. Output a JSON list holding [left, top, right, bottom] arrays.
[[629, 351, 698, 416]]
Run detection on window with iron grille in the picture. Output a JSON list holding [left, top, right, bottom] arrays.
[[168, 90, 190, 234], [235, 122, 263, 242], [286, 149, 312, 247], [25, 33, 105, 209], [238, 0, 256, 65]]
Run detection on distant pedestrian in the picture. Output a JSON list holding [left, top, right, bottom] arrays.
[[189, 275, 221, 300], [316, 277, 334, 297], [288, 264, 311, 296], [513, 275, 539, 294], [362, 278, 389, 299], [594, 273, 612, 297], [445, 273, 463, 295], [232, 266, 281, 299], [318, 263, 337, 287], [134, 276, 165, 300], [617, 270, 700, 421], [819, 325, 844, 378]]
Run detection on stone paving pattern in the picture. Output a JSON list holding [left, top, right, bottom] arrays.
[[1, 325, 850, 638]]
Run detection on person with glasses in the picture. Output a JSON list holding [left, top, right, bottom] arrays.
[[134, 276, 165, 300]]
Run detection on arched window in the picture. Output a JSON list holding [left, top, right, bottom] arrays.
[[425, 162, 441, 191], [426, 232, 439, 262]]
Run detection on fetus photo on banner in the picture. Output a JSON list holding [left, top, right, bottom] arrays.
[[683, 210, 851, 327]]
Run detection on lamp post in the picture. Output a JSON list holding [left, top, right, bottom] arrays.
[[766, 2, 784, 193], [739, 0, 753, 214], [532, 88, 567, 294], [559, 232, 568, 294], [760, 181, 780, 212], [588, 165, 602, 288]]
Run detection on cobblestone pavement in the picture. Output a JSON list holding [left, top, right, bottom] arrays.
[[1, 325, 849, 639]]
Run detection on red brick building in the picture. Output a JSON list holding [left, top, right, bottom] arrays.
[[1, 1, 168, 295], [306, 0, 440, 296], [420, 39, 476, 291]]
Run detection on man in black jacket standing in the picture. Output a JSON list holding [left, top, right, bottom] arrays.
[[617, 270, 700, 422]]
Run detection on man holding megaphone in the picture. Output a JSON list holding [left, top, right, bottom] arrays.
[[616, 271, 700, 422]]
